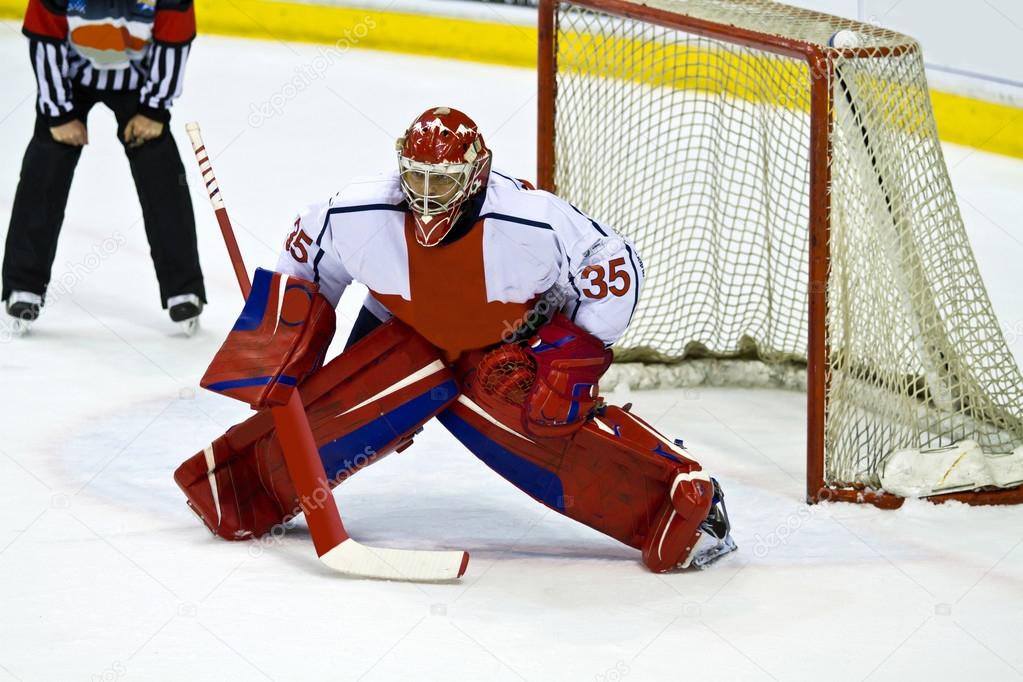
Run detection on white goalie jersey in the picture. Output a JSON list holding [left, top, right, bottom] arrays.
[[276, 169, 644, 358]]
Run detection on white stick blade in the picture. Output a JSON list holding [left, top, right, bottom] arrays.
[[320, 540, 469, 582]]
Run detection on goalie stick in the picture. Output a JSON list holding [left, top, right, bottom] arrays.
[[184, 122, 469, 582]]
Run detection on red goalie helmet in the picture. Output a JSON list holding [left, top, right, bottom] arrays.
[[397, 107, 492, 247]]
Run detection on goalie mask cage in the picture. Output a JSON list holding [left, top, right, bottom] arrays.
[[537, 0, 1023, 506]]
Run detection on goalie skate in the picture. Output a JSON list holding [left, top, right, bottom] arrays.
[[682, 479, 738, 570]]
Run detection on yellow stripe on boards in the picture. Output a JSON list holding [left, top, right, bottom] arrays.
[[0, 0, 1020, 159], [193, 0, 537, 67], [931, 90, 1023, 160]]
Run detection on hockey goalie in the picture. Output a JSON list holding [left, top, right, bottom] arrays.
[[174, 107, 737, 572]]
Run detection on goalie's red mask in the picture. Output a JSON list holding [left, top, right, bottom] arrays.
[[397, 107, 492, 247]]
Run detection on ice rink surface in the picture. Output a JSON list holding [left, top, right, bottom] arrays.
[[1, 23, 1022, 681]]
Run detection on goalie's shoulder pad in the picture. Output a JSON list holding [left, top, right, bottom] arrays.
[[201, 268, 336, 408]]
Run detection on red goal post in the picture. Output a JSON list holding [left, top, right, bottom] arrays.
[[536, 0, 1023, 507]]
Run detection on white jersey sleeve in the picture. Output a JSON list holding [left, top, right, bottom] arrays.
[[275, 197, 353, 308], [548, 200, 644, 346], [480, 173, 644, 347]]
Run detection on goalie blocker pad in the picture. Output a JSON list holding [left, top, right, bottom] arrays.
[[201, 268, 336, 408]]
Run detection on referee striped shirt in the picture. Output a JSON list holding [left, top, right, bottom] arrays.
[[23, 0, 195, 126]]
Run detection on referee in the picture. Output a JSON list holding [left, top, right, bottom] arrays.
[[3, 0, 206, 332]]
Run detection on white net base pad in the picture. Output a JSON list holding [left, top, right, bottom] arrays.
[[604, 359, 806, 392], [880, 442, 1023, 498], [605, 362, 1023, 498]]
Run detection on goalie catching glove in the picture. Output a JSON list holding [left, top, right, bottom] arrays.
[[478, 314, 612, 437], [201, 268, 336, 408]]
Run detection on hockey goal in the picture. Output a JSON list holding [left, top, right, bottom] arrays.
[[537, 0, 1023, 505]]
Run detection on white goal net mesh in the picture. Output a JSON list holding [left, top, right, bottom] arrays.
[[550, 0, 1023, 489]]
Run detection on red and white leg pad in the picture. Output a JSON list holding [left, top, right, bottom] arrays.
[[177, 434, 288, 541], [175, 320, 455, 541], [441, 354, 730, 572]]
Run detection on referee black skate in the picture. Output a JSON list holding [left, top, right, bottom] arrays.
[[2, 0, 206, 335]]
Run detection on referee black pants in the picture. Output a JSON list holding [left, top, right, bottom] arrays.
[[2, 85, 205, 308]]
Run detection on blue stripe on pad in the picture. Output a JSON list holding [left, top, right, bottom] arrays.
[[436, 409, 565, 512], [206, 376, 273, 392], [232, 268, 273, 332], [318, 379, 457, 480], [566, 383, 592, 423], [652, 443, 681, 463], [533, 335, 575, 353]]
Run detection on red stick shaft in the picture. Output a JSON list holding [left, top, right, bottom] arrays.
[[273, 396, 348, 553], [212, 208, 252, 298]]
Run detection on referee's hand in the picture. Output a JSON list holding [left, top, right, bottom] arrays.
[[123, 114, 164, 148], [50, 120, 88, 147]]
